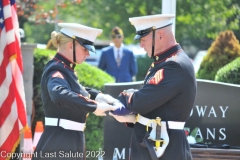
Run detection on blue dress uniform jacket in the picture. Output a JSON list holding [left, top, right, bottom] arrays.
[[122, 44, 196, 160], [33, 53, 98, 160], [98, 46, 138, 82]]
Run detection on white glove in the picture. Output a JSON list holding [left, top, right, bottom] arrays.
[[95, 93, 118, 104], [93, 102, 118, 116], [123, 89, 138, 95], [109, 112, 136, 123]]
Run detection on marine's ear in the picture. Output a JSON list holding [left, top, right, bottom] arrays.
[[67, 41, 73, 50]]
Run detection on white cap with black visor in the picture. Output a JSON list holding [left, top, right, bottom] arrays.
[[129, 14, 175, 58], [58, 23, 102, 63]]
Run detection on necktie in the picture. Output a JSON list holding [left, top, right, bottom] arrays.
[[116, 49, 121, 67]]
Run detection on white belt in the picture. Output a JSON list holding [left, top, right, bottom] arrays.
[[136, 114, 185, 130], [45, 117, 85, 131]]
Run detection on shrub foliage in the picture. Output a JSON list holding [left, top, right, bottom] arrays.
[[197, 30, 240, 80], [75, 64, 114, 91], [215, 57, 240, 85]]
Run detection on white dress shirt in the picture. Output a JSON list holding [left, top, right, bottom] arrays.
[[113, 44, 124, 61]]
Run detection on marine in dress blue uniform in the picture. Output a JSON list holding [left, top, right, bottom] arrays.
[[33, 23, 116, 160], [110, 14, 197, 160]]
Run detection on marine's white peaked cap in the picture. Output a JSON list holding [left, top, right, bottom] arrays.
[[58, 23, 102, 43], [129, 14, 175, 40], [129, 14, 175, 31]]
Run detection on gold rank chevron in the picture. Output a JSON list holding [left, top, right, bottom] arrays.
[[149, 69, 164, 85]]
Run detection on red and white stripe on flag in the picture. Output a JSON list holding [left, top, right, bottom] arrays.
[[0, 0, 27, 159]]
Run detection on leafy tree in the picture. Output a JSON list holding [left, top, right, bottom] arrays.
[[17, 0, 82, 43], [197, 30, 240, 80], [24, 22, 54, 44], [176, 0, 240, 56], [72, 0, 162, 44], [19, 0, 240, 49], [19, 0, 162, 44], [17, 0, 82, 26], [16, 0, 36, 28], [230, 0, 240, 41]]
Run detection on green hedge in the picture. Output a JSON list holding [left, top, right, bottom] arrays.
[[215, 57, 240, 85], [75, 63, 114, 91], [33, 48, 114, 155]]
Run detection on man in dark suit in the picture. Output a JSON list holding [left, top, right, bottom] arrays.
[[98, 26, 138, 82]]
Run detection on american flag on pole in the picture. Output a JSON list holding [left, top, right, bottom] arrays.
[[0, 0, 27, 159]]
